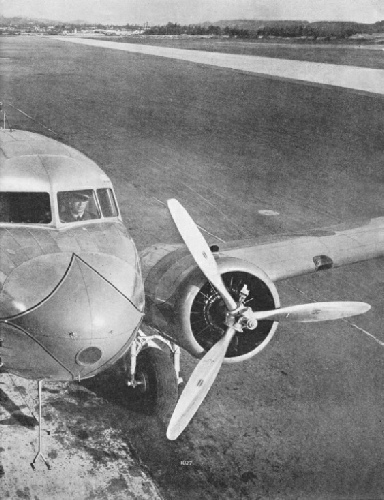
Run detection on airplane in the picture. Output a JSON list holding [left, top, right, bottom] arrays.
[[0, 112, 376, 468]]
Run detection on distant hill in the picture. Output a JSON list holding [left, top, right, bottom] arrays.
[[0, 15, 87, 26], [70, 20, 89, 25], [0, 15, 64, 25], [202, 19, 309, 30]]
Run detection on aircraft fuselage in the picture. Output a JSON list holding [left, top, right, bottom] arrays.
[[0, 221, 144, 381], [0, 129, 144, 381]]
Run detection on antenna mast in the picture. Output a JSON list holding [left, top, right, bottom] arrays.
[[0, 102, 12, 131]]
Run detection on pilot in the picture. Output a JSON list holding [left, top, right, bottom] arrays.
[[60, 192, 94, 222]]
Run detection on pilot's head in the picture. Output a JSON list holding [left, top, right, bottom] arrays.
[[69, 193, 89, 216]]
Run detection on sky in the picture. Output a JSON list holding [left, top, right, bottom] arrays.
[[1, 0, 383, 25]]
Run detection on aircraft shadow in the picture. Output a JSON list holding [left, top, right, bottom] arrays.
[[80, 369, 157, 417], [0, 388, 37, 428]]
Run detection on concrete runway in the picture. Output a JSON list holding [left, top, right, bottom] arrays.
[[56, 36, 384, 96], [1, 36, 384, 499]]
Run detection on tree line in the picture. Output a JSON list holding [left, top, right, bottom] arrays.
[[146, 21, 384, 39]]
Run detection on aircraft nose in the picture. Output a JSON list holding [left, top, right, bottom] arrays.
[[0, 252, 144, 318], [0, 253, 144, 380]]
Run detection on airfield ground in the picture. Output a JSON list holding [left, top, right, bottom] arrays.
[[99, 35, 384, 69], [1, 36, 384, 499]]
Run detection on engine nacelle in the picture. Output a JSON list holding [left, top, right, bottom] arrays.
[[141, 245, 280, 362]]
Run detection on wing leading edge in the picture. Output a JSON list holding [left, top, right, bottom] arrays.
[[220, 216, 384, 282]]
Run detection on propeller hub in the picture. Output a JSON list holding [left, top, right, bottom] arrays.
[[246, 317, 258, 330], [238, 307, 259, 331], [225, 307, 259, 332]]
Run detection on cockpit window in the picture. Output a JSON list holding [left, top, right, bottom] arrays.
[[97, 188, 118, 217], [58, 190, 100, 223], [0, 192, 51, 224]]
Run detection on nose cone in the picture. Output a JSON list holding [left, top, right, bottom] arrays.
[[1, 253, 144, 380]]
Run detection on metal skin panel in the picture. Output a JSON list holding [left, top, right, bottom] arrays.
[[0, 156, 50, 192], [0, 223, 139, 317], [0, 130, 110, 193], [1, 255, 143, 380], [39, 154, 111, 192], [0, 250, 142, 318], [0, 129, 89, 162], [0, 253, 72, 317], [0, 322, 73, 380]]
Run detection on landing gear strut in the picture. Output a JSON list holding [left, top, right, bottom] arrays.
[[120, 330, 181, 420], [126, 329, 183, 387], [31, 380, 51, 470]]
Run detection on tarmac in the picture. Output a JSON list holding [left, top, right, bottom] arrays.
[[56, 36, 384, 96], [1, 35, 384, 500]]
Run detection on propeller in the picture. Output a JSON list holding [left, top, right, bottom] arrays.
[[251, 301, 371, 323], [167, 198, 237, 311], [167, 326, 236, 440], [166, 198, 371, 440]]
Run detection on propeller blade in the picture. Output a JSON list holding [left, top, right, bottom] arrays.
[[167, 198, 237, 311], [167, 326, 237, 440], [253, 301, 371, 323]]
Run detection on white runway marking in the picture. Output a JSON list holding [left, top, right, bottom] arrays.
[[289, 283, 384, 347], [343, 319, 384, 347], [7, 103, 60, 135], [55, 37, 384, 96], [258, 209, 280, 216], [149, 196, 226, 243]]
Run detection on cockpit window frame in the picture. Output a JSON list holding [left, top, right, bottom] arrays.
[[0, 185, 121, 228], [57, 189, 101, 224], [96, 188, 119, 218], [0, 191, 53, 226], [55, 187, 120, 226]]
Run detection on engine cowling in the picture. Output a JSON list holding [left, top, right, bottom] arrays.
[[141, 245, 280, 362]]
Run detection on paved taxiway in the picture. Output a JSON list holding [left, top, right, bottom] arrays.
[[56, 36, 384, 96], [1, 35, 384, 500]]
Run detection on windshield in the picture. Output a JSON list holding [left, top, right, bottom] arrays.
[[97, 188, 118, 217], [58, 190, 100, 223], [0, 192, 51, 224]]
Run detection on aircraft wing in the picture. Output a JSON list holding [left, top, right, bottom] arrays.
[[141, 215, 384, 290], [218, 215, 384, 282]]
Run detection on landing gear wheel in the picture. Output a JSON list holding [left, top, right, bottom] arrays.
[[126, 347, 178, 421]]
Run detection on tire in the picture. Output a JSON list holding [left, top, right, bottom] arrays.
[[123, 347, 178, 421]]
